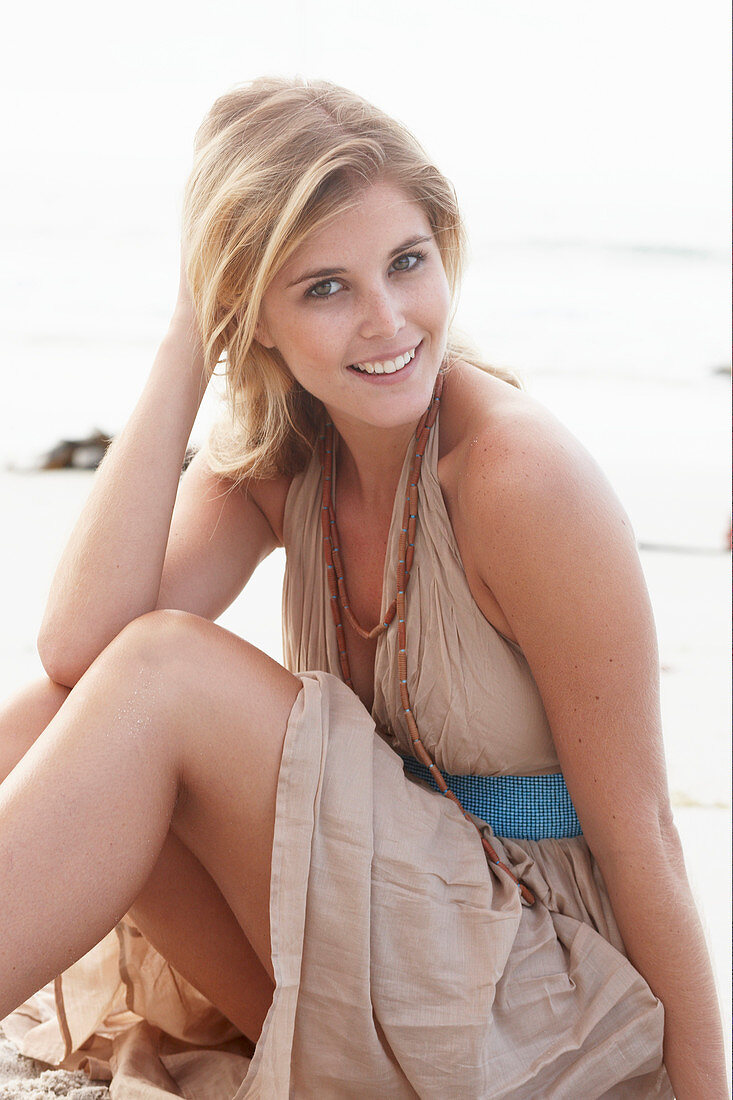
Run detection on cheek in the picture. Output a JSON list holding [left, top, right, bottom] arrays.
[[272, 312, 348, 386], [287, 315, 340, 362], [291, 307, 351, 355], [415, 271, 451, 326]]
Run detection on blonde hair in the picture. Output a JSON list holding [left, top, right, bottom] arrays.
[[183, 76, 519, 482]]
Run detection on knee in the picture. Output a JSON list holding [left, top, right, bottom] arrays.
[[110, 609, 214, 671], [95, 610, 288, 719]]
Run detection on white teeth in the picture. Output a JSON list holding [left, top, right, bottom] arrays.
[[351, 344, 418, 375]]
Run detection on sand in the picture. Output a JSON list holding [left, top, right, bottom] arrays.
[[0, 1030, 109, 1099]]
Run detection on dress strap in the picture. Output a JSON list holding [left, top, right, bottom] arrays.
[[400, 755, 582, 841]]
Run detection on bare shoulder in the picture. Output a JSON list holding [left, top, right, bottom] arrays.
[[157, 450, 293, 620], [438, 362, 642, 643], [440, 361, 633, 551], [180, 449, 292, 543]]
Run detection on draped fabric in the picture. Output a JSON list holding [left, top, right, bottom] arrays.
[[3, 410, 671, 1097]]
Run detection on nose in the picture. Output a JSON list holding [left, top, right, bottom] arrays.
[[358, 285, 405, 341]]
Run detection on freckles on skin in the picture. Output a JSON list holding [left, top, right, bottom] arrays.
[[255, 181, 452, 430]]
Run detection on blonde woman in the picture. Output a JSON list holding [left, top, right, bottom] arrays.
[[0, 78, 727, 1098]]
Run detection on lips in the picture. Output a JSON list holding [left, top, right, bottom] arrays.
[[348, 341, 421, 375]]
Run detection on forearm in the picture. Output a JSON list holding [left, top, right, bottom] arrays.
[[39, 317, 207, 684], [601, 826, 728, 1098]]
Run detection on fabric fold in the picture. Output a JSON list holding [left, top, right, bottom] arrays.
[[4, 407, 672, 1097]]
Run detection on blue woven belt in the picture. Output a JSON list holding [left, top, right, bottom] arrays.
[[400, 754, 582, 840]]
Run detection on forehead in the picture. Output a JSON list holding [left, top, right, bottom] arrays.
[[281, 182, 432, 273]]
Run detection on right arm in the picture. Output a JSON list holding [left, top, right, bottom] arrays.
[[38, 273, 280, 687]]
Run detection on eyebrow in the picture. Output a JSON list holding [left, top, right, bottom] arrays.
[[287, 235, 434, 288]]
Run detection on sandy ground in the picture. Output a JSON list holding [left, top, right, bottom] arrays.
[[0, 1031, 109, 1098], [0, 462, 730, 1093]]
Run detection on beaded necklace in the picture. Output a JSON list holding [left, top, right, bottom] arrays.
[[319, 373, 535, 906]]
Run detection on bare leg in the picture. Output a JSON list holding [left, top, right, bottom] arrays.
[[0, 675, 274, 1041], [129, 834, 274, 1039], [0, 611, 300, 1029], [0, 678, 70, 782]]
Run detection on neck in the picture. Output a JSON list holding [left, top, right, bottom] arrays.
[[328, 415, 419, 510]]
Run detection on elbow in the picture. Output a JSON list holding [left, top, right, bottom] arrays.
[[657, 801, 687, 871], [37, 646, 84, 690], [37, 611, 144, 688], [37, 622, 89, 689], [589, 798, 686, 881], [648, 793, 684, 862]]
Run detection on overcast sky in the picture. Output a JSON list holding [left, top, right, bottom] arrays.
[[0, 0, 729, 251]]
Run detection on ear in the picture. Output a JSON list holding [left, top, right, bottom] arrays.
[[254, 311, 275, 349]]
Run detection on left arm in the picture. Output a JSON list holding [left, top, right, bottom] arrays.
[[461, 407, 727, 1099]]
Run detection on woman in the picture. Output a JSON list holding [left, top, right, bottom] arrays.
[[0, 77, 727, 1098]]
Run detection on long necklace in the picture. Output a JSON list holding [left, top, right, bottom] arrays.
[[319, 373, 535, 906]]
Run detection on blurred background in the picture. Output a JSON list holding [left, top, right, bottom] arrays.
[[0, 0, 730, 1046]]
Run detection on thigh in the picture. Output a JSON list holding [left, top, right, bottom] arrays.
[[112, 610, 302, 980]]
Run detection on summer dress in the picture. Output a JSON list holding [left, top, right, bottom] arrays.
[[3, 406, 672, 1098]]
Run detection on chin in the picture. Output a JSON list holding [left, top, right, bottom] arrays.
[[353, 375, 439, 429]]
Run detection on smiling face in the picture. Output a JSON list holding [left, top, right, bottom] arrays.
[[256, 180, 452, 435]]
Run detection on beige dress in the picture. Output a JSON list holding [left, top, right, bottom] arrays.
[[3, 413, 672, 1098]]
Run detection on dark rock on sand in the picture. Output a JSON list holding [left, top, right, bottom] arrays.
[[37, 431, 112, 471], [10, 434, 198, 474]]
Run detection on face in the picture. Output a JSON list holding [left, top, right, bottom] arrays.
[[256, 180, 452, 434]]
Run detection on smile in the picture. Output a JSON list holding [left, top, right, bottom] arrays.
[[349, 343, 419, 375]]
